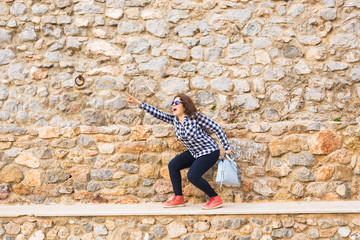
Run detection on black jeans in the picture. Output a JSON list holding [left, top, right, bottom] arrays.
[[168, 150, 220, 198]]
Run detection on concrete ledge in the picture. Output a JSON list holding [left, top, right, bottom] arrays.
[[1, 201, 360, 217]]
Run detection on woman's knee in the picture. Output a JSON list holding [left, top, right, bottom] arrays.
[[187, 171, 199, 183], [168, 159, 179, 171]]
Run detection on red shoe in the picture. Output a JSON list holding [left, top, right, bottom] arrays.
[[163, 195, 185, 208], [202, 196, 223, 210]]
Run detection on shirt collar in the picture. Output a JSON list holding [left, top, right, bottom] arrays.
[[175, 115, 189, 123]]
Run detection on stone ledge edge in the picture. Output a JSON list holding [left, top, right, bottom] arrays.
[[1, 201, 360, 217]]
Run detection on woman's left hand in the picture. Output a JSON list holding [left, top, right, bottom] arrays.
[[224, 149, 231, 155]]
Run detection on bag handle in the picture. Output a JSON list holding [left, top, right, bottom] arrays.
[[224, 152, 236, 161]]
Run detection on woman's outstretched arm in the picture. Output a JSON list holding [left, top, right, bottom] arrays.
[[125, 92, 174, 124]]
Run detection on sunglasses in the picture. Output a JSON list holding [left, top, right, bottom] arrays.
[[172, 100, 182, 106]]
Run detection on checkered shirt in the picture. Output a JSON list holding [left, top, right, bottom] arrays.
[[140, 102, 230, 158]]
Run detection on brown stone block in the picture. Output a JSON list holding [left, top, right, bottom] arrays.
[[332, 166, 352, 181], [25, 169, 42, 187], [154, 180, 173, 194], [225, 129, 247, 138], [38, 127, 60, 139], [308, 129, 342, 154], [33, 184, 59, 197], [66, 103, 82, 113], [160, 166, 170, 180], [167, 138, 186, 152], [94, 134, 115, 143], [320, 149, 351, 164], [69, 165, 90, 182], [253, 177, 280, 197], [319, 228, 337, 238], [315, 166, 334, 181], [74, 191, 92, 200], [242, 179, 254, 192], [37, 219, 53, 228], [31, 68, 48, 80], [15, 151, 40, 168], [51, 139, 77, 149], [0, 184, 10, 200], [61, 127, 80, 138], [54, 149, 69, 159], [0, 142, 12, 150], [13, 183, 31, 195], [0, 164, 24, 183], [92, 194, 109, 204], [79, 126, 101, 134], [0, 135, 15, 142], [147, 138, 167, 152], [117, 142, 147, 154], [84, 150, 99, 157], [343, 133, 360, 150], [140, 164, 160, 179], [354, 154, 360, 175], [131, 126, 151, 141], [184, 184, 203, 197], [101, 189, 126, 196], [291, 182, 305, 197], [116, 195, 139, 204], [288, 124, 308, 134], [269, 135, 308, 157], [244, 166, 266, 178]]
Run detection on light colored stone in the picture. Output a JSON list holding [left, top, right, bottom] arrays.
[[105, 8, 123, 19], [264, 67, 285, 81], [298, 35, 322, 46], [161, 77, 189, 95], [0, 49, 15, 65], [15, 151, 40, 168], [226, 10, 252, 23], [338, 227, 351, 237], [29, 230, 45, 240], [288, 4, 305, 17], [211, 78, 232, 91], [38, 127, 59, 139], [295, 59, 311, 74], [167, 221, 187, 238], [19, 26, 37, 41], [228, 44, 251, 58], [98, 143, 115, 154], [141, 8, 163, 20], [174, 23, 198, 37], [118, 20, 144, 34], [167, 44, 189, 60], [243, 21, 261, 36], [146, 20, 169, 37], [236, 94, 260, 110], [86, 40, 122, 57], [319, 8, 337, 20], [197, 62, 222, 78]]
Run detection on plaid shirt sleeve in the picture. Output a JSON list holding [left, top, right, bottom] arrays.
[[140, 102, 174, 124], [196, 113, 230, 151]]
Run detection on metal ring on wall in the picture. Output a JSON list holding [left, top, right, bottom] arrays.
[[75, 75, 85, 86]]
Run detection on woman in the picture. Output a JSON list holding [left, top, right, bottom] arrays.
[[125, 92, 231, 210]]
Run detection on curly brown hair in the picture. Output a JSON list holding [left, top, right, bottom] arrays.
[[173, 93, 198, 118]]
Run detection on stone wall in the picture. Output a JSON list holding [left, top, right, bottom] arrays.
[[1, 0, 360, 205], [1, 214, 360, 239], [0, 0, 359, 126], [0, 122, 359, 204]]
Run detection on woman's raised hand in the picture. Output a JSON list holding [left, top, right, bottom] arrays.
[[125, 92, 141, 106]]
